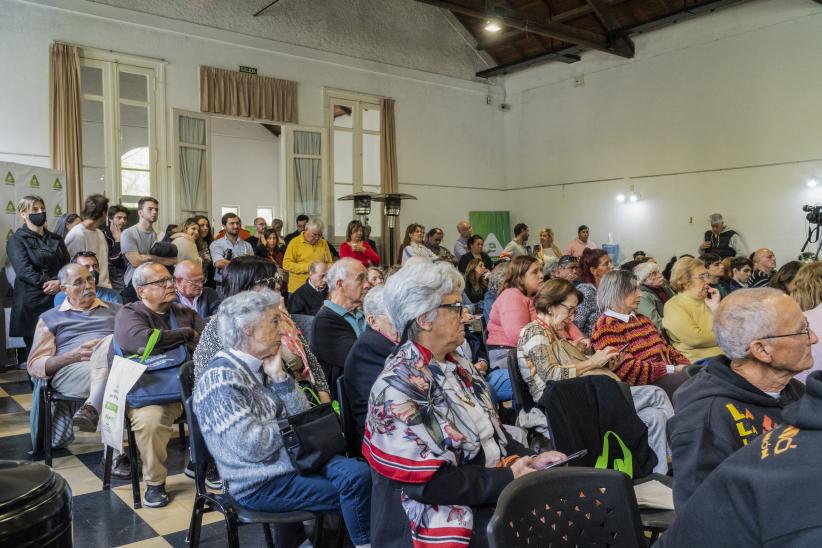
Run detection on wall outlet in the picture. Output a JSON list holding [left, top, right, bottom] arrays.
[[574, 75, 584, 87], [486, 95, 493, 105]]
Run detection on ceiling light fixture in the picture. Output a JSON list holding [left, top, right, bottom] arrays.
[[807, 179, 819, 188], [484, 18, 502, 32], [616, 193, 626, 203], [628, 192, 640, 203]]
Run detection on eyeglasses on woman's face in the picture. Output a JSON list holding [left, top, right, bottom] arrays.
[[437, 302, 464, 316]]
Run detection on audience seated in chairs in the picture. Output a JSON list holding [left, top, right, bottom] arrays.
[[668, 287, 808, 510], [287, 260, 328, 316], [662, 257, 723, 362], [340, 219, 381, 268], [457, 234, 494, 274], [747, 247, 777, 288], [633, 261, 672, 333], [364, 260, 566, 548], [463, 258, 489, 304], [174, 260, 221, 320], [485, 256, 545, 402], [424, 227, 458, 265], [659, 370, 822, 548], [574, 248, 613, 338], [727, 256, 753, 292], [518, 277, 674, 474], [194, 290, 372, 547], [310, 258, 370, 397], [114, 261, 204, 507], [343, 285, 397, 443], [53, 251, 122, 307], [28, 263, 120, 449], [193, 256, 330, 401], [591, 270, 690, 399]]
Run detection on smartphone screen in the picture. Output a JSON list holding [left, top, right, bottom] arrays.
[[538, 449, 588, 469]]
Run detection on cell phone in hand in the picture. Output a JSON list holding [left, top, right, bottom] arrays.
[[537, 449, 588, 470], [618, 343, 630, 353]]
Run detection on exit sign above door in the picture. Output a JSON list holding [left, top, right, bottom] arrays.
[[239, 66, 258, 75]]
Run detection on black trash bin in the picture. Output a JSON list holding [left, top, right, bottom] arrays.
[[0, 460, 73, 547]]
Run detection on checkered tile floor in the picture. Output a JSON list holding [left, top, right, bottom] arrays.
[[0, 369, 273, 547]]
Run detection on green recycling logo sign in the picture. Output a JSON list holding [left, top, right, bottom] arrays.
[[30, 175, 40, 188], [54, 204, 63, 216], [5, 200, 15, 214], [4, 172, 14, 185], [53, 178, 63, 190]]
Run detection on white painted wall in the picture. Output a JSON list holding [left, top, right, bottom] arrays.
[[210, 117, 279, 229], [502, 0, 822, 264]]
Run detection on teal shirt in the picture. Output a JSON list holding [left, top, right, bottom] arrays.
[[322, 300, 365, 337]]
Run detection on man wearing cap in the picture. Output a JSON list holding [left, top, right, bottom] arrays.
[[699, 213, 747, 259]]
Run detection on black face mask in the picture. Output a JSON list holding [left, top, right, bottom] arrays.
[[28, 212, 47, 227]]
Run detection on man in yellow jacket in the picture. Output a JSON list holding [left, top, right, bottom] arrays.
[[283, 217, 333, 293]]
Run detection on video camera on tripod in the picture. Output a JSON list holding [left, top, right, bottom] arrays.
[[800, 205, 822, 261]]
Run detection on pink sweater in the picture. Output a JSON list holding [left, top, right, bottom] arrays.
[[487, 288, 536, 347]]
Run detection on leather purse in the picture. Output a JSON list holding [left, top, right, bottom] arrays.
[[277, 403, 347, 475]]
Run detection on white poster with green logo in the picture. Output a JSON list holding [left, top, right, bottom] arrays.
[[0, 161, 67, 264], [469, 211, 510, 261]]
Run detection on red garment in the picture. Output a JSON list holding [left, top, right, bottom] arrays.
[[340, 241, 381, 267], [590, 313, 689, 385]]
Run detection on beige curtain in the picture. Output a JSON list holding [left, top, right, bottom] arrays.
[[49, 43, 83, 212], [199, 66, 298, 123], [380, 98, 399, 263]]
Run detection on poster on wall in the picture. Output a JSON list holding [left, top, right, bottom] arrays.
[[0, 161, 67, 265], [469, 211, 510, 261]]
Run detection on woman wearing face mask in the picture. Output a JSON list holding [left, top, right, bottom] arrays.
[[6, 196, 70, 358]]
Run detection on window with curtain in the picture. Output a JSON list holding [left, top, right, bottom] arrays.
[[178, 115, 208, 215], [293, 130, 322, 217], [328, 93, 382, 238]]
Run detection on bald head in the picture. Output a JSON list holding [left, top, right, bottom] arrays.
[[175, 260, 205, 299], [457, 220, 472, 239], [753, 248, 776, 274]]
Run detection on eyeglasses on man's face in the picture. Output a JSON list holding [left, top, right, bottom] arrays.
[[140, 276, 175, 288], [177, 277, 205, 287], [759, 325, 812, 343]]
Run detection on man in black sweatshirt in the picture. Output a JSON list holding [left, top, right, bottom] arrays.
[[668, 288, 809, 509], [660, 371, 822, 547]]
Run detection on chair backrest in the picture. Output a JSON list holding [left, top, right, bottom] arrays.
[[487, 467, 646, 548], [183, 396, 211, 496], [291, 314, 315, 345], [336, 375, 361, 457], [507, 348, 536, 411], [177, 360, 195, 402]]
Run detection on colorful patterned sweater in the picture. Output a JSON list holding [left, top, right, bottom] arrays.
[[591, 312, 690, 385]]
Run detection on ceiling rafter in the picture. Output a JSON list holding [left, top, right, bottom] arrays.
[[414, 0, 635, 58], [584, 0, 636, 58]]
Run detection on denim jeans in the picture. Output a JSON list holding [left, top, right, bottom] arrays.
[[238, 455, 371, 545]]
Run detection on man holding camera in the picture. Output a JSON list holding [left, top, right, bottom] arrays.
[[210, 212, 254, 284], [699, 213, 747, 259]]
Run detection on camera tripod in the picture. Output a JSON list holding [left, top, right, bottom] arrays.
[[800, 224, 822, 261]]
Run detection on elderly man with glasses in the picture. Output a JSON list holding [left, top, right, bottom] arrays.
[[668, 287, 809, 510], [114, 261, 204, 507], [174, 259, 221, 320]]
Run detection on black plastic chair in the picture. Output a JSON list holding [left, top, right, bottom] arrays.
[[506, 349, 536, 411], [182, 396, 332, 548], [39, 378, 85, 467], [487, 467, 647, 548], [291, 314, 315, 345], [335, 376, 360, 458], [102, 361, 191, 509]]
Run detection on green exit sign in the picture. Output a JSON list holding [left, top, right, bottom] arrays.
[[239, 66, 257, 75]]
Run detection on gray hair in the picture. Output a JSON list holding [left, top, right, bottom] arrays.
[[58, 263, 84, 285], [383, 260, 465, 338], [309, 260, 327, 274], [305, 217, 324, 234], [217, 289, 281, 350], [633, 261, 660, 284], [487, 261, 509, 294], [542, 256, 559, 278], [709, 213, 724, 225], [714, 288, 784, 359], [326, 257, 362, 295], [597, 270, 639, 312], [363, 285, 389, 320], [132, 261, 162, 288]]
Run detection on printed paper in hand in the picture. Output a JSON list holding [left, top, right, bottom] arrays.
[[100, 356, 146, 452]]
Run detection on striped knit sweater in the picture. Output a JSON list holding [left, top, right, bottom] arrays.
[[591, 312, 690, 385]]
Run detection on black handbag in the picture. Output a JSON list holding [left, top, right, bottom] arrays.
[[277, 403, 347, 475]]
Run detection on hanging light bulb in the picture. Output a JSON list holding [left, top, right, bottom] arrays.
[[484, 18, 502, 32]]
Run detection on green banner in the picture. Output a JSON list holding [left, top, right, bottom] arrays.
[[469, 211, 510, 260]]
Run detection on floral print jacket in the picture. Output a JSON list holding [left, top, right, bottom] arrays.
[[363, 341, 511, 547]]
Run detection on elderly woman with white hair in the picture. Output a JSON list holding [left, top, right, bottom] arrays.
[[343, 285, 398, 447], [591, 270, 690, 399], [364, 260, 566, 548], [194, 290, 372, 547], [634, 261, 674, 333]]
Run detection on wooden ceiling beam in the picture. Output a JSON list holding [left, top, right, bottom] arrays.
[[584, 0, 635, 58], [514, 0, 630, 24], [414, 0, 634, 58]]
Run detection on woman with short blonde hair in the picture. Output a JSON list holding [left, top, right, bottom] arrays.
[[663, 257, 722, 362], [791, 262, 822, 382]]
